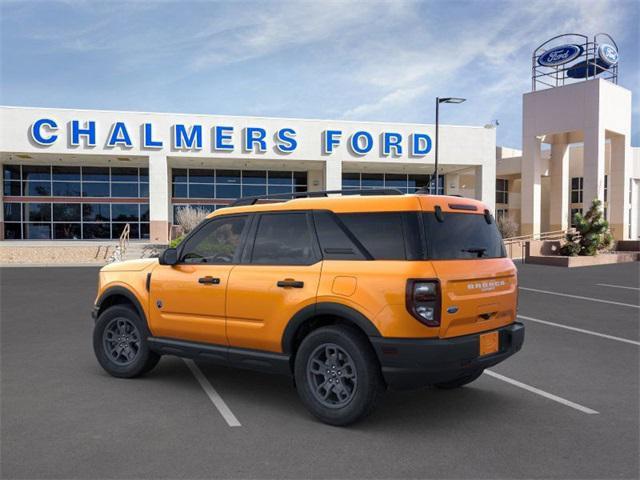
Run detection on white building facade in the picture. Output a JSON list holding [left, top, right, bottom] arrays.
[[0, 106, 496, 243]]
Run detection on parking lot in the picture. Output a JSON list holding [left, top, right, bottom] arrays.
[[1, 262, 638, 479]]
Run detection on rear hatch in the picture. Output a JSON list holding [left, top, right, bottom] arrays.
[[422, 211, 517, 338]]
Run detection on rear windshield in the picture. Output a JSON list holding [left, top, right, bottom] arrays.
[[422, 212, 506, 260]]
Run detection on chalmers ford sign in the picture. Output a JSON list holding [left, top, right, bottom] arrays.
[[29, 118, 434, 157]]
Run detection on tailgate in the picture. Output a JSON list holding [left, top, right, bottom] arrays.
[[431, 258, 517, 338]]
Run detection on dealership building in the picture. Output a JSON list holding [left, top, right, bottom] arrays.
[[0, 34, 638, 244], [0, 107, 497, 243]]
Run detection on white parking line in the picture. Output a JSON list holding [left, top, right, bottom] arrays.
[[184, 359, 241, 427], [520, 287, 640, 309], [484, 370, 599, 415], [596, 283, 640, 291], [518, 314, 640, 346]]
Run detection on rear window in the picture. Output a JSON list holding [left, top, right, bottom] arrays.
[[422, 212, 506, 259]]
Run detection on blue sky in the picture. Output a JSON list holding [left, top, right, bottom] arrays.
[[1, 0, 638, 148]]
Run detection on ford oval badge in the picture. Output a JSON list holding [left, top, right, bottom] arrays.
[[598, 44, 618, 67], [538, 44, 583, 67]]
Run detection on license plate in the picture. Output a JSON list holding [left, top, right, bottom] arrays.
[[479, 331, 499, 356]]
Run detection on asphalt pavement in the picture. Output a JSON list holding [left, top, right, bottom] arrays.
[[1, 262, 638, 479]]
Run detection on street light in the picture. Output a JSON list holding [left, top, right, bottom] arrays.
[[433, 96, 466, 194]]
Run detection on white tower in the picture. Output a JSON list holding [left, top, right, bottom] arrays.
[[521, 34, 633, 240]]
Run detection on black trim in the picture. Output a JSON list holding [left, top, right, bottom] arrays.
[[147, 337, 291, 375], [281, 302, 381, 354], [370, 322, 525, 390], [229, 188, 404, 207], [94, 286, 146, 324], [448, 203, 478, 211], [145, 272, 151, 292]]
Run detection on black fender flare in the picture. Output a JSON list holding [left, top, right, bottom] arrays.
[[95, 286, 146, 324], [281, 302, 381, 354]]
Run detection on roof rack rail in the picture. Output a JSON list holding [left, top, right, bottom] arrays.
[[229, 188, 404, 207]]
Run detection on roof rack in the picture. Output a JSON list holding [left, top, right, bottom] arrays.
[[229, 188, 404, 207]]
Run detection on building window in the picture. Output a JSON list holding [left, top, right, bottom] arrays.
[[496, 179, 508, 204], [496, 208, 508, 221], [571, 177, 583, 203], [341, 173, 444, 194], [604, 175, 608, 203], [170, 168, 307, 224], [2, 164, 149, 240]]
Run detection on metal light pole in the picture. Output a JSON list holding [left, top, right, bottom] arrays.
[[433, 97, 466, 194]]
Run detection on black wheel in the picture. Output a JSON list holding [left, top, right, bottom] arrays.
[[93, 305, 160, 378], [434, 369, 484, 389], [294, 325, 384, 426]]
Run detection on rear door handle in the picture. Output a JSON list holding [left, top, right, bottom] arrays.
[[277, 280, 304, 288], [198, 276, 220, 285]]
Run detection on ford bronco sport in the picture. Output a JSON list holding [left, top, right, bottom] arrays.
[[92, 189, 524, 425]]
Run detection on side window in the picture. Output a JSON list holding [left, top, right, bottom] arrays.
[[313, 211, 366, 260], [251, 213, 317, 265], [180, 216, 247, 264], [337, 213, 407, 260]]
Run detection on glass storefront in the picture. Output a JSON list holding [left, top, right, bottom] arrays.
[[3, 165, 149, 240], [171, 168, 308, 223], [342, 172, 444, 194]]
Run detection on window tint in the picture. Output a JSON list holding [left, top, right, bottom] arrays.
[[252, 213, 316, 265], [422, 212, 505, 259], [181, 216, 247, 264], [313, 211, 365, 260], [337, 213, 406, 260]]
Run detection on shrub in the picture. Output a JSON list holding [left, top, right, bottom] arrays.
[[560, 199, 614, 256], [497, 215, 519, 239], [175, 206, 209, 235], [169, 235, 185, 248]]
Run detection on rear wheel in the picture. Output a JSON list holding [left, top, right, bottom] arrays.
[[93, 305, 160, 378], [294, 325, 384, 426], [434, 369, 484, 389]]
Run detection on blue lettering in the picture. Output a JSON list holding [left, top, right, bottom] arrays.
[[107, 122, 133, 147], [411, 133, 432, 156], [30, 118, 58, 145], [383, 132, 403, 156], [323, 130, 342, 154], [143, 123, 163, 148], [350, 131, 373, 155], [173, 124, 203, 149], [214, 126, 234, 151], [275, 128, 297, 153], [244, 127, 267, 152], [71, 120, 96, 147]]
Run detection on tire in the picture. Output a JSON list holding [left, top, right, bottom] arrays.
[[294, 325, 384, 426], [93, 304, 160, 378], [434, 369, 484, 389]]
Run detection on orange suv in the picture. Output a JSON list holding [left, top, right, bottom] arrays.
[[92, 189, 524, 425]]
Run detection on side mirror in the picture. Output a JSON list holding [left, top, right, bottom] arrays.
[[159, 247, 178, 266]]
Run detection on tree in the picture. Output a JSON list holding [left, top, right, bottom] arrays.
[[560, 199, 614, 256], [497, 215, 519, 239]]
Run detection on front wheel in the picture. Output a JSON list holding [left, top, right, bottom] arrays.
[[294, 325, 384, 426], [434, 369, 484, 389], [93, 305, 160, 378]]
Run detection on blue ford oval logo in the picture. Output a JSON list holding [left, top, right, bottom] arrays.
[[538, 44, 583, 67], [598, 44, 618, 66]]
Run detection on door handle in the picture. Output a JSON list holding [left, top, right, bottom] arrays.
[[198, 276, 220, 285], [277, 280, 304, 288]]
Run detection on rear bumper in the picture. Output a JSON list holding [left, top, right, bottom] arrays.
[[370, 322, 525, 390]]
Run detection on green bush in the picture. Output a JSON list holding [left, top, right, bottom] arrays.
[[560, 199, 614, 256], [169, 235, 185, 248]]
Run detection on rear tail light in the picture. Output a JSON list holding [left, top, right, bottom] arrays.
[[406, 279, 441, 327]]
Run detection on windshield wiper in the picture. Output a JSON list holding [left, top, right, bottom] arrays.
[[461, 247, 487, 258]]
